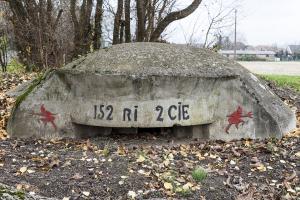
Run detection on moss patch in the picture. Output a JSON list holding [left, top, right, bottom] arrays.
[[10, 69, 56, 117]]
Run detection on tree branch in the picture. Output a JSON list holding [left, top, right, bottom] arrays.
[[150, 0, 202, 42]]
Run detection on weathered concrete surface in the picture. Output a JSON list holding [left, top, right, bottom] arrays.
[[7, 43, 296, 140]]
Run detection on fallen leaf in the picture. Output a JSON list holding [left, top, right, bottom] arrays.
[[168, 153, 174, 160], [128, 191, 137, 199], [164, 182, 173, 190], [256, 164, 266, 172], [71, 173, 83, 180], [16, 184, 23, 190], [176, 177, 186, 183], [244, 140, 251, 147], [279, 160, 286, 164], [83, 139, 93, 151], [232, 148, 241, 157], [209, 154, 217, 159], [182, 182, 193, 190], [230, 160, 236, 165], [163, 159, 170, 166], [19, 166, 27, 173], [136, 155, 146, 163], [82, 191, 90, 196], [117, 145, 127, 156], [287, 188, 296, 194], [27, 169, 35, 174]]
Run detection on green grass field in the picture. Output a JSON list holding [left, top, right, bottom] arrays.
[[260, 75, 300, 92]]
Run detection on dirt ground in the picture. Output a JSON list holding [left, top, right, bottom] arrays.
[[0, 73, 299, 200]]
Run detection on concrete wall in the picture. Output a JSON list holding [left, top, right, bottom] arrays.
[[7, 70, 296, 141]]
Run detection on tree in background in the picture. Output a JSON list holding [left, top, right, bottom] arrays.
[[2, 0, 65, 70], [1, 0, 203, 70], [94, 0, 104, 49], [0, 2, 9, 72], [70, 0, 103, 57], [0, 32, 7, 72], [181, 0, 242, 48], [111, 0, 203, 44]]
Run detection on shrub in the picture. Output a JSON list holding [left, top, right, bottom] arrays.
[[7, 58, 26, 73]]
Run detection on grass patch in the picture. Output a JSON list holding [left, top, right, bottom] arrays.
[[7, 58, 26, 74], [102, 144, 111, 157], [192, 167, 207, 182], [0, 186, 25, 199], [260, 75, 300, 92]]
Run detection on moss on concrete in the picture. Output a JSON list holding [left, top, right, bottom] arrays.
[[11, 69, 56, 116]]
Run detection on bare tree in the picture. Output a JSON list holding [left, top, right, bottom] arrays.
[[70, 0, 94, 57], [179, 0, 242, 48], [0, 2, 9, 72], [150, 0, 202, 42], [124, 0, 131, 42], [112, 0, 123, 44], [109, 0, 202, 44], [2, 0, 64, 69], [0, 33, 8, 72], [136, 0, 145, 41], [202, 0, 239, 48], [94, 0, 104, 49]]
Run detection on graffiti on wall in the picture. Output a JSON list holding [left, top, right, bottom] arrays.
[[225, 106, 253, 134], [33, 105, 57, 130], [93, 102, 190, 122]]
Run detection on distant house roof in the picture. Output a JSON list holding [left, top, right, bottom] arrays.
[[287, 45, 300, 54], [219, 50, 276, 55]]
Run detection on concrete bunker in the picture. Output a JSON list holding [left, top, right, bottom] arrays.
[[7, 43, 296, 140]]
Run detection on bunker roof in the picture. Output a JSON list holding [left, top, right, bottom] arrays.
[[64, 42, 242, 78]]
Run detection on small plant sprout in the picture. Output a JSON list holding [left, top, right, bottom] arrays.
[[192, 166, 207, 182], [102, 144, 110, 157]]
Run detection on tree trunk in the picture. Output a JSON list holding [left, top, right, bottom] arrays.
[[70, 0, 93, 57], [124, 0, 131, 43], [113, 0, 123, 44], [93, 0, 103, 49], [120, 20, 125, 43], [145, 0, 155, 41], [136, 0, 145, 42], [0, 35, 8, 72], [150, 0, 202, 42], [70, 0, 81, 57]]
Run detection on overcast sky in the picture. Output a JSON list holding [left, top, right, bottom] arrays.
[[167, 0, 300, 47]]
